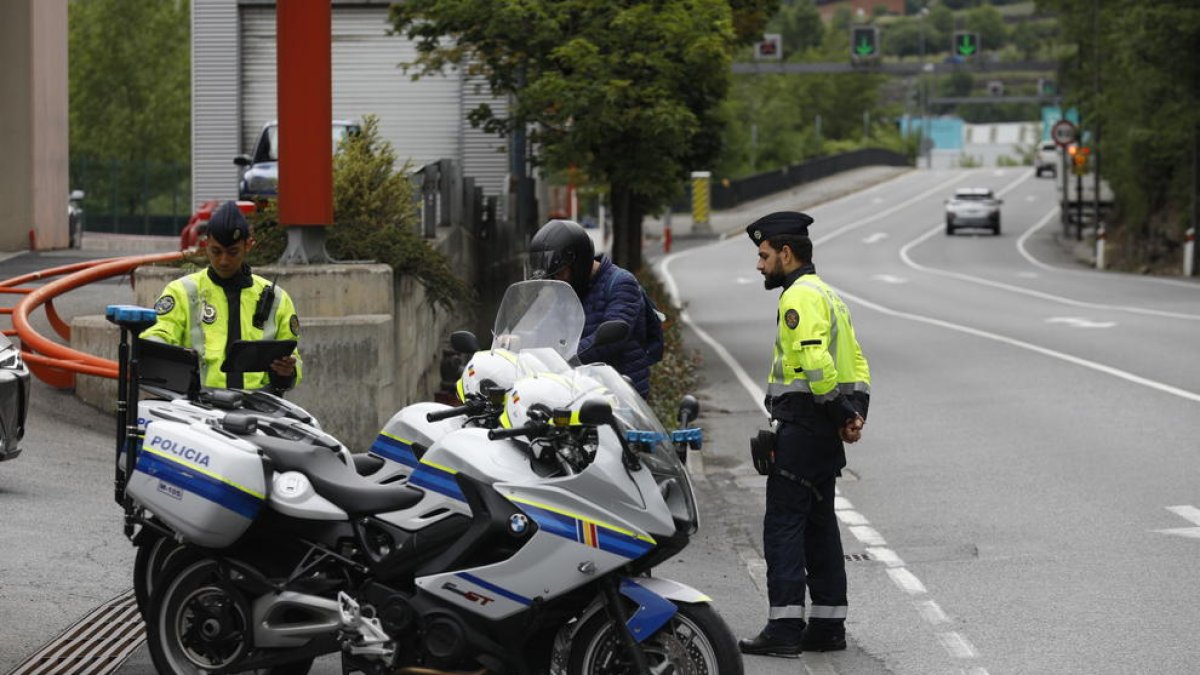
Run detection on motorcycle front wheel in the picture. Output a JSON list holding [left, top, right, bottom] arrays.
[[567, 602, 743, 675], [146, 556, 314, 675]]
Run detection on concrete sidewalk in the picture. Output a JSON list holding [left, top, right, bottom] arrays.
[[643, 165, 913, 243]]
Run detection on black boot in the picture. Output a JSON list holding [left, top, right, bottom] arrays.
[[738, 630, 802, 658], [801, 626, 847, 652]]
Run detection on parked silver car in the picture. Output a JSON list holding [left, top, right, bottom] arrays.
[[0, 334, 30, 461], [945, 187, 1002, 236]]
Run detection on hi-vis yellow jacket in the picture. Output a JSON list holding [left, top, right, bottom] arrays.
[[140, 269, 302, 390], [767, 272, 870, 407]]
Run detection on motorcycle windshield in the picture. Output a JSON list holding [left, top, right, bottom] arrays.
[[573, 364, 699, 528], [492, 280, 585, 361]]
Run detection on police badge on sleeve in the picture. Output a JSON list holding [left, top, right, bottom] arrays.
[[784, 309, 800, 330], [154, 295, 175, 315]]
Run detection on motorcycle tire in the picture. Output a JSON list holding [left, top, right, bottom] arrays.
[[134, 534, 196, 619], [146, 556, 315, 675], [567, 601, 744, 675]]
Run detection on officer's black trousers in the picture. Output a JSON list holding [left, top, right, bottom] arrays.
[[763, 457, 847, 637]]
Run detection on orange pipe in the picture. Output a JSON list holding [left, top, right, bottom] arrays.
[[10, 251, 184, 385]]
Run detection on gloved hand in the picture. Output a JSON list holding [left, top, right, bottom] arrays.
[[750, 429, 776, 476]]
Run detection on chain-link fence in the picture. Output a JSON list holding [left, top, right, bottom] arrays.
[[69, 157, 191, 236]]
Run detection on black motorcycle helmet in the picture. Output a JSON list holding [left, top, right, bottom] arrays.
[[525, 219, 595, 295]]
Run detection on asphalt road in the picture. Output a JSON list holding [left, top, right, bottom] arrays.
[[659, 167, 1200, 674], [3, 167, 1198, 675]]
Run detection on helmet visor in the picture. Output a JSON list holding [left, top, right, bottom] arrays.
[[525, 250, 566, 281]]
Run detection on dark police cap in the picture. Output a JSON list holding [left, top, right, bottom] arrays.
[[206, 201, 251, 247], [745, 211, 814, 244]]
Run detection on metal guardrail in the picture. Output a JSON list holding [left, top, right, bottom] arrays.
[[2, 252, 185, 388]]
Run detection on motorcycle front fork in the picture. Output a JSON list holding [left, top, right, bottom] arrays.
[[601, 577, 652, 675]]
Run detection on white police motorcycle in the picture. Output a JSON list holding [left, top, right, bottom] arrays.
[[107, 278, 733, 674]]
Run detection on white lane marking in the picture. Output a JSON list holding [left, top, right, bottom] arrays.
[[836, 510, 870, 526], [871, 273, 907, 284], [1166, 505, 1200, 526], [734, 276, 757, 285], [803, 656, 839, 675], [915, 599, 951, 625], [863, 232, 889, 244], [849, 525, 886, 546], [901, 220, 1200, 321], [1017, 205, 1200, 289], [865, 546, 904, 567], [1044, 316, 1117, 328], [1155, 505, 1200, 539], [938, 632, 980, 659], [1017, 271, 1039, 279], [834, 496, 854, 510], [835, 287, 1200, 404], [887, 567, 928, 595]]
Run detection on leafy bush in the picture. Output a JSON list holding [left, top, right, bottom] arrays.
[[248, 115, 470, 307]]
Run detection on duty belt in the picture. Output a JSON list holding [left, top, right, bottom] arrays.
[[774, 467, 824, 502]]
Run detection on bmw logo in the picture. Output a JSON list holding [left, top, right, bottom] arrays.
[[509, 514, 529, 535]]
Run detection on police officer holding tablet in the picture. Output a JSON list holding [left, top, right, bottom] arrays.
[[739, 211, 870, 658], [142, 200, 302, 393]]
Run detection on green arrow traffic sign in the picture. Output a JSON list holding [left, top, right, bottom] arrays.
[[955, 32, 979, 57], [850, 26, 878, 61]]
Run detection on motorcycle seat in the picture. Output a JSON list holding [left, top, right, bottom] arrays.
[[254, 436, 423, 515]]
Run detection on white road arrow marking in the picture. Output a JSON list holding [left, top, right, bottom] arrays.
[[1045, 316, 1117, 328], [871, 274, 907, 284], [863, 232, 889, 244], [1155, 505, 1200, 539]]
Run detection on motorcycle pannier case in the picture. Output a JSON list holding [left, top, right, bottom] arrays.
[[126, 419, 267, 548]]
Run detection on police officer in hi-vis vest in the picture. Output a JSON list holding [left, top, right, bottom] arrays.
[[739, 211, 870, 658], [141, 200, 302, 394]]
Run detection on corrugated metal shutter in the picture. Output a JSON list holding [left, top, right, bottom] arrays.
[[460, 73, 509, 197], [192, 0, 242, 208], [240, 5, 506, 191]]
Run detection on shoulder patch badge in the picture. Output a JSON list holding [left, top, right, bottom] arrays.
[[784, 309, 800, 330], [289, 314, 300, 336], [201, 302, 217, 325], [154, 295, 175, 315]]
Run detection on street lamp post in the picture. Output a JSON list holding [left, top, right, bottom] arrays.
[[919, 6, 932, 169]]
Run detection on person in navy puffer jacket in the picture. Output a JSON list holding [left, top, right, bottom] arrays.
[[526, 219, 664, 397]]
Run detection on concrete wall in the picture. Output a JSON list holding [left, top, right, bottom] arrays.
[[0, 0, 69, 251]]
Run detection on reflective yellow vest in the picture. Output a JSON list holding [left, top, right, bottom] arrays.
[[141, 269, 302, 389], [767, 273, 870, 403]]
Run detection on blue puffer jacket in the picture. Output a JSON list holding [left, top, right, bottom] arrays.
[[577, 256, 654, 396]]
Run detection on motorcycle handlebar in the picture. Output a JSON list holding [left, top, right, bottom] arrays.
[[426, 405, 472, 422], [487, 424, 540, 441]]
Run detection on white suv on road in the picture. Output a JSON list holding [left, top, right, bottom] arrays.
[[945, 188, 1002, 236]]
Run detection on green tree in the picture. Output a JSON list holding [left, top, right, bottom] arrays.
[[69, 0, 191, 220], [390, 1, 763, 272], [1039, 0, 1199, 267], [768, 0, 825, 55], [964, 4, 1009, 53], [69, 0, 190, 165]]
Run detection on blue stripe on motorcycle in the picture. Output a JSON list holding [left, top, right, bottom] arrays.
[[134, 451, 262, 520], [620, 577, 679, 643], [408, 464, 465, 501], [457, 572, 533, 607], [517, 502, 653, 560], [369, 434, 419, 467]]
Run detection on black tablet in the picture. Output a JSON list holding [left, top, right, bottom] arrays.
[[221, 339, 297, 373]]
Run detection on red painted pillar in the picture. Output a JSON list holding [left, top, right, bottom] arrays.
[[276, 0, 332, 230]]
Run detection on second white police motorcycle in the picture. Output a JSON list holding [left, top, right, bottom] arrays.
[[107, 280, 738, 675]]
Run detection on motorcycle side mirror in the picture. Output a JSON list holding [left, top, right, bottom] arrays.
[[577, 399, 614, 427], [677, 394, 700, 426], [233, 155, 252, 167], [593, 320, 629, 347], [70, 189, 85, 201], [450, 331, 480, 354]]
